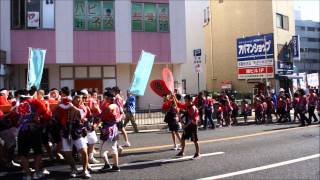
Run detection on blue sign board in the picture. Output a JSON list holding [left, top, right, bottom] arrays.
[[237, 34, 274, 61], [291, 35, 300, 61]]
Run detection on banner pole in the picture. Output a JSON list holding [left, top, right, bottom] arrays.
[[27, 47, 31, 90]]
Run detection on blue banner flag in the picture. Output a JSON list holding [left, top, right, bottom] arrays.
[[129, 50, 155, 96], [27, 48, 46, 90]]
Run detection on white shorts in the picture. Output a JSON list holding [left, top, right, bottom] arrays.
[[86, 131, 98, 145], [61, 137, 87, 152], [101, 140, 118, 155]]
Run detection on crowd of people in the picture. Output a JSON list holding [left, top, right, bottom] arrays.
[[0, 86, 136, 179], [0, 85, 319, 180], [252, 88, 320, 126], [161, 88, 320, 153]]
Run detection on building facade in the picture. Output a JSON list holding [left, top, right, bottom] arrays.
[[204, 0, 296, 93], [295, 20, 320, 73], [0, 0, 208, 109]]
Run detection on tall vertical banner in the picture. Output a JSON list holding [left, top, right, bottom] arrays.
[[129, 50, 155, 96], [291, 35, 300, 61], [27, 48, 46, 90]]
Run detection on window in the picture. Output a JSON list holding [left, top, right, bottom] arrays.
[[308, 48, 320, 53], [131, 3, 169, 32], [276, 13, 289, 30], [317, 28, 320, 32], [307, 27, 315, 31], [11, 0, 55, 29], [297, 26, 305, 31], [74, 0, 114, 31], [308, 38, 320, 42]]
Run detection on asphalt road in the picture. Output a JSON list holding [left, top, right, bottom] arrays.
[[1, 122, 319, 180]]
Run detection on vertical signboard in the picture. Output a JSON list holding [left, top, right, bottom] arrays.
[[158, 4, 169, 32], [74, 0, 86, 30], [144, 3, 157, 32], [132, 3, 143, 31], [102, 1, 114, 30], [291, 35, 300, 61], [237, 34, 274, 79], [88, 0, 101, 30]]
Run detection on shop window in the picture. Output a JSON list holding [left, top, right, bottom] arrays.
[[131, 3, 169, 32], [74, 0, 114, 31], [11, 0, 55, 29], [276, 13, 289, 31]]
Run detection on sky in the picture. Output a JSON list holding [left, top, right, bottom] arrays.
[[294, 0, 320, 21]]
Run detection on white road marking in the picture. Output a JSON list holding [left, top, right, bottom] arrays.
[[198, 154, 320, 180], [80, 152, 224, 171]]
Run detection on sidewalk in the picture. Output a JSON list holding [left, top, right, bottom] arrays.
[[126, 110, 319, 133]]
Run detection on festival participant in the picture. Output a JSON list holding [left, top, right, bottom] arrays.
[[285, 93, 292, 122], [80, 89, 100, 164], [217, 101, 224, 127], [12, 89, 51, 180], [316, 93, 320, 124], [230, 96, 239, 126], [276, 92, 287, 123], [162, 94, 182, 151], [48, 88, 60, 104], [176, 94, 200, 159], [53, 88, 91, 178], [255, 97, 265, 124], [0, 94, 20, 168], [36, 89, 55, 161], [297, 89, 310, 126], [266, 96, 274, 123], [99, 92, 121, 172], [0, 89, 10, 105], [292, 92, 300, 122], [124, 90, 138, 133], [223, 96, 233, 126], [193, 92, 205, 127], [241, 99, 249, 124], [307, 89, 318, 123], [112, 86, 131, 148], [204, 91, 215, 129]]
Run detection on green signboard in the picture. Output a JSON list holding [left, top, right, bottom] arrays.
[[102, 1, 114, 30], [74, 0, 86, 29], [144, 3, 157, 32], [158, 4, 169, 32], [132, 3, 143, 31], [88, 0, 101, 30]]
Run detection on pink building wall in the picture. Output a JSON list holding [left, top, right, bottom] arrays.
[[11, 30, 56, 64], [132, 32, 171, 63], [73, 31, 116, 64]]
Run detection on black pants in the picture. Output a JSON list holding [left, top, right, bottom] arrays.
[[299, 112, 310, 126], [308, 106, 318, 122], [199, 109, 204, 126], [204, 110, 214, 129]]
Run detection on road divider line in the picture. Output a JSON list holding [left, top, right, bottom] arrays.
[[82, 152, 224, 171], [197, 154, 320, 180], [124, 125, 319, 153]]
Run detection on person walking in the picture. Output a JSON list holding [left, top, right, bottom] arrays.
[[204, 91, 215, 129], [162, 94, 182, 151], [176, 94, 200, 159], [297, 89, 310, 126], [307, 89, 318, 123], [124, 91, 138, 133]]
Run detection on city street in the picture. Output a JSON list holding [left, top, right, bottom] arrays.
[[1, 123, 319, 180]]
